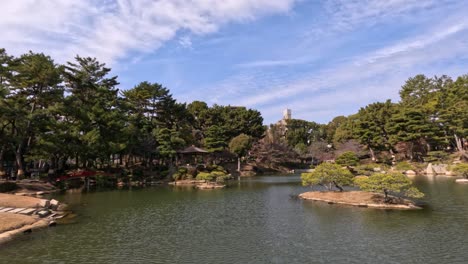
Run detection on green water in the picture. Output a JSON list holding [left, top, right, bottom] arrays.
[[1, 175, 468, 264]]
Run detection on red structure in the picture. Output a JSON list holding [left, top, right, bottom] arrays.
[[56, 170, 113, 182]]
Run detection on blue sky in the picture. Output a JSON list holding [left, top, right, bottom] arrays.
[[2, 0, 468, 124]]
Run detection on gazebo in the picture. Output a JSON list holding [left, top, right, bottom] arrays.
[[176, 145, 209, 166]]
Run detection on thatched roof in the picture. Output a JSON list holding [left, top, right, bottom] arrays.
[[177, 145, 209, 154]]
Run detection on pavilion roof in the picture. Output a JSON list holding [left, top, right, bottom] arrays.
[[177, 145, 209, 154]]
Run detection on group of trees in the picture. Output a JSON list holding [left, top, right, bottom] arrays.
[[265, 74, 467, 165], [0, 49, 264, 179], [301, 163, 424, 202], [332, 74, 467, 162]]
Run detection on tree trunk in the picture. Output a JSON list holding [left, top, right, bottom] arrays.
[[383, 188, 390, 203], [15, 144, 25, 180], [237, 156, 241, 172], [369, 146, 376, 161], [333, 181, 344, 192], [0, 146, 5, 179]]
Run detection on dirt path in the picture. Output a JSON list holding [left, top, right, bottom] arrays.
[[0, 193, 46, 208]]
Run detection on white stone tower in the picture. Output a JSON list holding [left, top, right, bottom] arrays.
[[283, 109, 291, 120]]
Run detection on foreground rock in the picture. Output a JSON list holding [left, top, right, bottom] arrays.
[[299, 191, 421, 210], [0, 193, 69, 245]]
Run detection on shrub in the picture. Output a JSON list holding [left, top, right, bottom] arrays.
[[394, 161, 414, 171], [355, 163, 384, 176], [196, 172, 215, 181], [335, 151, 359, 167], [452, 163, 468, 178], [354, 172, 424, 201], [301, 163, 354, 191]]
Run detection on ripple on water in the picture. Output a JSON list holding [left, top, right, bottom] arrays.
[[1, 175, 468, 264]]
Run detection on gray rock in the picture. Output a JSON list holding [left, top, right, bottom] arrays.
[[50, 199, 59, 210], [38, 199, 50, 208], [9, 208, 26, 214], [37, 210, 50, 218], [19, 208, 36, 215], [405, 170, 416, 175], [0, 207, 14, 213]]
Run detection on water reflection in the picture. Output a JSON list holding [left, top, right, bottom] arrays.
[[1, 174, 468, 264]]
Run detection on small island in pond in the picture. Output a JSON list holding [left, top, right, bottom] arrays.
[[299, 191, 421, 209], [299, 163, 424, 210]]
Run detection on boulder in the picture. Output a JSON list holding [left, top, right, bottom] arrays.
[[433, 164, 448, 174], [36, 210, 51, 218], [240, 171, 256, 177], [426, 163, 435, 175], [38, 199, 50, 208], [405, 170, 416, 176], [50, 199, 60, 210]]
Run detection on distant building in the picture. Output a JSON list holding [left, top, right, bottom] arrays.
[[265, 109, 292, 144], [283, 109, 291, 120]]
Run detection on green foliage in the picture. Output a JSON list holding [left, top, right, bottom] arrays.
[[229, 134, 252, 157], [335, 151, 359, 166], [354, 163, 388, 176], [394, 161, 415, 171], [196, 172, 215, 181], [425, 151, 449, 163], [354, 100, 395, 152], [452, 163, 468, 178], [285, 119, 325, 147], [354, 172, 424, 199], [204, 125, 228, 152], [301, 163, 354, 191], [0, 182, 19, 193]]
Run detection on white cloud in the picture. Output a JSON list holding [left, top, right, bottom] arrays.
[[198, 10, 468, 123], [0, 0, 297, 64], [323, 0, 446, 31]]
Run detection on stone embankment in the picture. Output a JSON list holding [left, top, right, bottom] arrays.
[[0, 193, 67, 245], [299, 191, 421, 210]]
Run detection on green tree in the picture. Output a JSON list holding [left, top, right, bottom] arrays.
[[335, 151, 359, 166], [452, 163, 468, 178], [62, 56, 122, 168], [354, 172, 424, 201], [204, 125, 228, 152], [438, 75, 468, 156], [229, 133, 252, 171], [387, 108, 437, 161], [354, 100, 395, 160], [301, 163, 354, 191], [6, 51, 63, 178], [285, 119, 325, 147]]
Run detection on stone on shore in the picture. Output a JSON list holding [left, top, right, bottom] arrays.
[[50, 199, 60, 210]]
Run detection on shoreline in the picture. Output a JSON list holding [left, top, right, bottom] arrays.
[[0, 193, 66, 246], [299, 191, 422, 210]]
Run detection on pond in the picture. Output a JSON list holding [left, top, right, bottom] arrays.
[[1, 175, 467, 264]]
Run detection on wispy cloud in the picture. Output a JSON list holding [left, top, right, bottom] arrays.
[[235, 58, 310, 68], [199, 6, 468, 123], [1, 0, 298, 64]]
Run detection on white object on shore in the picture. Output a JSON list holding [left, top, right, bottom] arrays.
[[455, 179, 468, 183]]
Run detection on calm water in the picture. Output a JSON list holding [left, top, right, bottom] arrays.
[[1, 175, 468, 264]]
